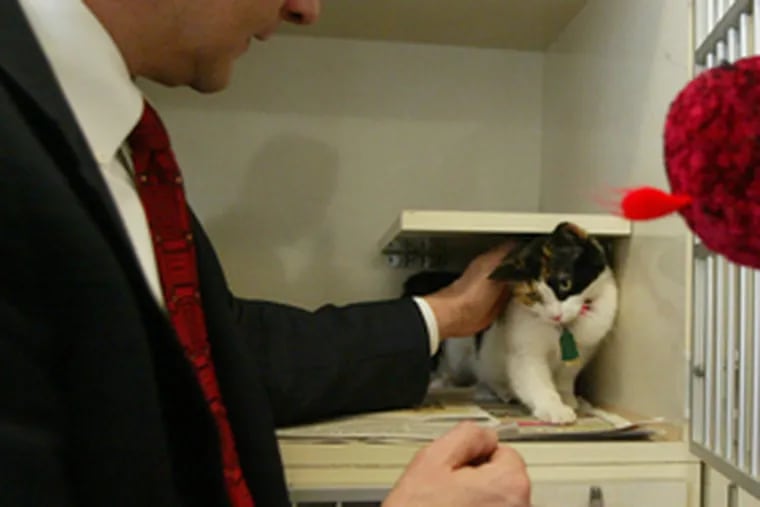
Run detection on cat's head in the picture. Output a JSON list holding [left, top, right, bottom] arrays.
[[489, 222, 610, 325]]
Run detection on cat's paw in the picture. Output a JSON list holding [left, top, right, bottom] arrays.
[[559, 392, 580, 410], [533, 403, 577, 424]]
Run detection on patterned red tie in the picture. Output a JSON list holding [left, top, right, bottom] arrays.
[[128, 101, 255, 507]]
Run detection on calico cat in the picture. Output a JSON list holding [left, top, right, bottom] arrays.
[[402, 222, 618, 424], [477, 221, 618, 424]]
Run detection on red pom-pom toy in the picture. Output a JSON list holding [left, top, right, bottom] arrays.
[[620, 56, 760, 269]]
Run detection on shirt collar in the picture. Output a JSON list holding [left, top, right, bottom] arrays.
[[18, 0, 143, 164]]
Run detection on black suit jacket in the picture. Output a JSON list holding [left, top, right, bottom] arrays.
[[0, 3, 430, 506]]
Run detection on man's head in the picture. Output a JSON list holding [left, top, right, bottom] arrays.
[[85, 0, 321, 92]]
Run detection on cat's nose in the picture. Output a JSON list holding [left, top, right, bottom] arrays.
[[552, 314, 562, 322]]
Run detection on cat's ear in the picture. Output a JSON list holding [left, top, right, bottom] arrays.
[[550, 221, 590, 260], [589, 236, 611, 265], [489, 237, 542, 282], [552, 221, 590, 244]]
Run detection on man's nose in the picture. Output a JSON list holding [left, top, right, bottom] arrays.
[[281, 0, 321, 25]]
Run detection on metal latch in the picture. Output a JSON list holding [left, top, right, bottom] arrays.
[[589, 486, 604, 507]]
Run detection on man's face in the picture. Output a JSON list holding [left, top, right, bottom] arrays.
[[159, 0, 320, 92]]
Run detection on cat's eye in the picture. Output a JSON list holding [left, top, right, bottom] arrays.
[[528, 292, 543, 303], [559, 279, 572, 291]]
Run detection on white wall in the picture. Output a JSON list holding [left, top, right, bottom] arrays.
[[540, 0, 692, 421], [140, 36, 543, 308], [541, 0, 690, 210]]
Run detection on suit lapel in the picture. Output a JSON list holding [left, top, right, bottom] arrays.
[[0, 0, 164, 309], [0, 1, 82, 150], [1, 1, 121, 206]]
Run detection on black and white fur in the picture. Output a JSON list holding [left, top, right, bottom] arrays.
[[402, 222, 618, 424]]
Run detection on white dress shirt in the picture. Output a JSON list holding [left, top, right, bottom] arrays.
[[18, 0, 440, 355]]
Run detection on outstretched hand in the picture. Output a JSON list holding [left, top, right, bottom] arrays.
[[422, 242, 514, 340]]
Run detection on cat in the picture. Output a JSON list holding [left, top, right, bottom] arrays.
[[477, 221, 618, 424], [402, 221, 618, 424]]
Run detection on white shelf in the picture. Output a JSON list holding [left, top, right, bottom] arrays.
[[281, 438, 697, 503], [379, 210, 632, 253], [280, 438, 692, 473], [280, 0, 588, 50]]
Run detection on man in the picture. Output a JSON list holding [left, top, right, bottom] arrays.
[[0, 0, 531, 506]]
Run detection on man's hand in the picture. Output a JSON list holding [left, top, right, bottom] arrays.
[[383, 422, 531, 507], [423, 242, 514, 339]]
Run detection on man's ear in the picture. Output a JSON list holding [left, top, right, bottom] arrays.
[[488, 237, 542, 282]]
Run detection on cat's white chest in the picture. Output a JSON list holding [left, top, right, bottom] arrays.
[[503, 302, 568, 354], [475, 297, 610, 402]]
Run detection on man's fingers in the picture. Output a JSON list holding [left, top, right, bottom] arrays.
[[482, 241, 517, 266], [434, 422, 499, 469], [485, 443, 527, 469], [469, 241, 517, 281], [481, 445, 532, 504]]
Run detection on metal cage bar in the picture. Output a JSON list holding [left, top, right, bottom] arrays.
[[726, 264, 738, 462], [753, 271, 760, 477], [693, 255, 708, 445], [737, 268, 751, 470], [705, 255, 717, 448], [715, 258, 727, 457]]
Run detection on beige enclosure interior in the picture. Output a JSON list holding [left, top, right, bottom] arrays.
[[137, 1, 755, 506]]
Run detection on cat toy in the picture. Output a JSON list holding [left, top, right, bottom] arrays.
[[617, 56, 760, 269]]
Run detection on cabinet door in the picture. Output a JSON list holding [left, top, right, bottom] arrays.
[[532, 480, 687, 507], [704, 466, 734, 507], [739, 490, 760, 507], [704, 466, 760, 507]]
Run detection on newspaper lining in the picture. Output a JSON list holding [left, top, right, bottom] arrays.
[[276, 387, 659, 443]]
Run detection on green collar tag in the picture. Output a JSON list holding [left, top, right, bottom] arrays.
[[559, 327, 579, 362]]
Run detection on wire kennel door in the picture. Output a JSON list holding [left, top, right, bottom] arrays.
[[690, 0, 760, 499]]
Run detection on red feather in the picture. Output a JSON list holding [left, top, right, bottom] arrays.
[[620, 186, 692, 220]]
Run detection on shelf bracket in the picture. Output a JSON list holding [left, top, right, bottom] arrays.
[[382, 238, 446, 269]]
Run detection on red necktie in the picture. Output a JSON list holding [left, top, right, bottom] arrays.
[[128, 101, 255, 507]]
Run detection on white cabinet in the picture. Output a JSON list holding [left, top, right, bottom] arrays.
[[705, 466, 760, 507], [281, 440, 701, 506], [532, 480, 687, 507], [529, 462, 700, 507], [741, 490, 760, 507]]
